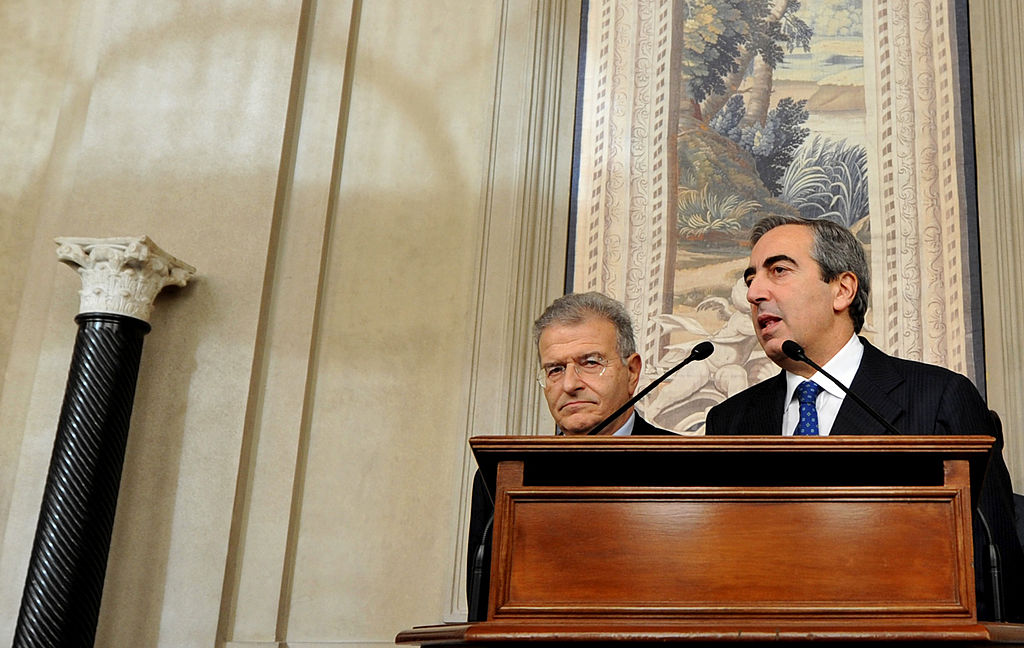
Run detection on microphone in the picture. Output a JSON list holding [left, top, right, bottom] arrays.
[[586, 341, 714, 435], [780, 340, 899, 435]]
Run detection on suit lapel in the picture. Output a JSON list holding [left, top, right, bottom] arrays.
[[757, 372, 787, 436], [832, 339, 905, 435]]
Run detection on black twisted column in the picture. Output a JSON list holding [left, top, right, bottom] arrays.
[[13, 237, 194, 648]]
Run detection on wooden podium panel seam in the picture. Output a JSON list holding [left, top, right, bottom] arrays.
[[491, 604, 974, 618]]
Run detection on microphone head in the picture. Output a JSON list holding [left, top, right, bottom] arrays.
[[691, 340, 714, 360], [781, 340, 806, 361]]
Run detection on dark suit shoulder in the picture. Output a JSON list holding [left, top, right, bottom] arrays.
[[853, 339, 991, 436], [705, 372, 786, 436]]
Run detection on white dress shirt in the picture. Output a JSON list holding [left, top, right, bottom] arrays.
[[611, 411, 636, 436], [782, 334, 863, 436]]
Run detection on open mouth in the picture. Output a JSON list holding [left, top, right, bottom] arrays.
[[757, 313, 782, 332]]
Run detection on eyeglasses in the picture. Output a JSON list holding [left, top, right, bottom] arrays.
[[537, 354, 611, 389]]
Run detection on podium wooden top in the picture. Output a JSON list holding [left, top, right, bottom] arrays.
[[470, 434, 995, 453], [470, 435, 995, 503]]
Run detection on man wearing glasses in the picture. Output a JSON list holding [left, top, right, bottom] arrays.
[[533, 291, 671, 436], [467, 293, 671, 620]]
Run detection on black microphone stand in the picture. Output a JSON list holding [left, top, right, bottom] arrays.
[[588, 341, 714, 435]]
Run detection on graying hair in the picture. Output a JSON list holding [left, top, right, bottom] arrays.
[[750, 215, 871, 333], [533, 292, 637, 361]]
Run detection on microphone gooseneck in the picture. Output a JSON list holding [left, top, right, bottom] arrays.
[[586, 341, 715, 436], [781, 339, 899, 435]]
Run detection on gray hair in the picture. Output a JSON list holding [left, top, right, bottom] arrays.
[[750, 215, 871, 333], [533, 292, 637, 361]]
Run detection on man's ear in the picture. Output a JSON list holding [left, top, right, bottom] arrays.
[[627, 353, 642, 392], [832, 271, 859, 313]]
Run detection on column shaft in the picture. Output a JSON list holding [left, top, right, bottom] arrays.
[[13, 313, 150, 648]]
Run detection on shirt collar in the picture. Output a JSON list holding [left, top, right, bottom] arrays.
[[784, 334, 863, 402], [611, 410, 637, 436]]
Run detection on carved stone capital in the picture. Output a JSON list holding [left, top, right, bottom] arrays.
[[55, 236, 196, 322]]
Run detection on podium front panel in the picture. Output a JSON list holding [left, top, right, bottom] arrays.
[[492, 486, 972, 620]]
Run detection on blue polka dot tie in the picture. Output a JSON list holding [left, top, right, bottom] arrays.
[[795, 380, 822, 436]]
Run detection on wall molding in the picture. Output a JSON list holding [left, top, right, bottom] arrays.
[[443, 0, 581, 621]]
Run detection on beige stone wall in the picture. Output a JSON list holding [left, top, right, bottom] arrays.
[[972, 0, 1024, 493], [0, 1, 576, 646]]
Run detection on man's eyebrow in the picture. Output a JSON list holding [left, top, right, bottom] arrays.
[[763, 254, 797, 268], [541, 351, 604, 367], [745, 254, 798, 282]]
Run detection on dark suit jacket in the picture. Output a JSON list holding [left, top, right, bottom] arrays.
[[706, 338, 1024, 621], [466, 413, 672, 620], [626, 412, 674, 436]]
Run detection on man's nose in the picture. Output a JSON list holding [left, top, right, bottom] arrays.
[[746, 274, 766, 304], [559, 364, 585, 390]]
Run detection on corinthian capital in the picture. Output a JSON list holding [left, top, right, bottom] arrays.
[[55, 236, 196, 322]]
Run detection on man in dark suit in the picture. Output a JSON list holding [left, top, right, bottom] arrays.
[[705, 214, 1024, 622], [467, 292, 673, 620]]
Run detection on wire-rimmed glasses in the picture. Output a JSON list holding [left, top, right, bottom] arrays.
[[537, 354, 610, 389]]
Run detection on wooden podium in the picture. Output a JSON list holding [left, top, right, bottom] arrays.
[[397, 436, 1024, 646]]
